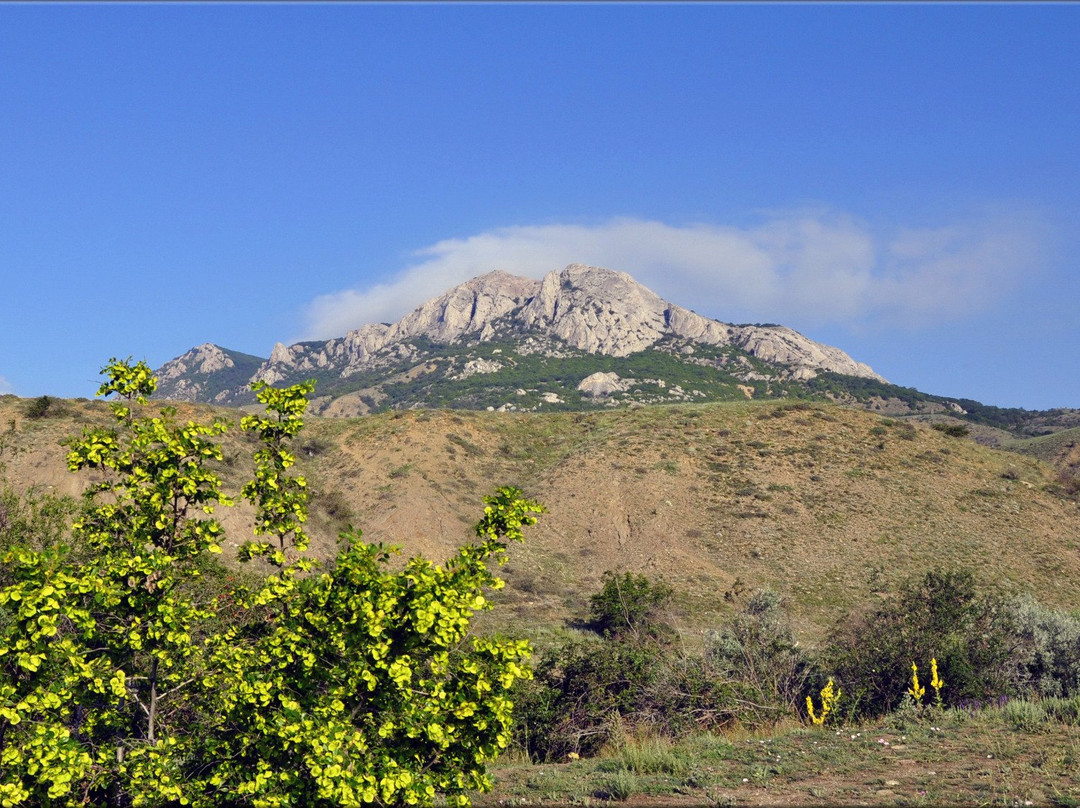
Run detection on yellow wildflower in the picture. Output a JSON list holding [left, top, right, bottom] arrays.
[[930, 658, 945, 707], [908, 661, 925, 705], [807, 679, 841, 726]]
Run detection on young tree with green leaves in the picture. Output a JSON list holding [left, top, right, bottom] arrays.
[[199, 487, 540, 807], [2, 358, 236, 805], [0, 358, 542, 807]]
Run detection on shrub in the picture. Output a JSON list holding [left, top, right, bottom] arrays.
[[932, 422, 970, 438], [706, 589, 814, 713], [1001, 698, 1049, 732], [516, 575, 746, 761], [588, 570, 676, 643], [823, 569, 1018, 718], [514, 635, 666, 760], [1005, 596, 1080, 698], [896, 423, 918, 440], [23, 395, 53, 419], [0, 485, 78, 566], [1057, 468, 1080, 497], [1043, 695, 1080, 725]]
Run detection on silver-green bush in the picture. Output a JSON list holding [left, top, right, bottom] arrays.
[[1007, 595, 1080, 698]]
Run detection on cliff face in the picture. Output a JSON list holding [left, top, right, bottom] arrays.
[[514, 264, 880, 380], [249, 271, 541, 386], [155, 263, 885, 410]]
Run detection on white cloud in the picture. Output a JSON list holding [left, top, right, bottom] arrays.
[[0, 376, 12, 395], [299, 209, 1048, 340]]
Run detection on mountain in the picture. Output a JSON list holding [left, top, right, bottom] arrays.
[[155, 264, 882, 412], [152, 263, 1078, 439], [154, 344, 267, 404]]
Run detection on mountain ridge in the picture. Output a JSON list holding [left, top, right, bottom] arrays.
[[154, 264, 883, 411]]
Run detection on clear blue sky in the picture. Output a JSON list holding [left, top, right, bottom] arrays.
[[2, 3, 1078, 410]]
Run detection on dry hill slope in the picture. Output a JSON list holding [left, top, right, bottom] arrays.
[[2, 395, 1079, 644]]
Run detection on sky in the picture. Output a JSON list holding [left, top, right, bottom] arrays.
[[2, 3, 1078, 411]]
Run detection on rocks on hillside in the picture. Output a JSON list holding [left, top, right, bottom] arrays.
[[577, 372, 634, 398], [153, 343, 265, 403], [156, 343, 237, 379]]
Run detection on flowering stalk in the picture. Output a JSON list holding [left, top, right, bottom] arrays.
[[930, 658, 945, 709], [908, 661, 926, 706], [806, 679, 841, 726]]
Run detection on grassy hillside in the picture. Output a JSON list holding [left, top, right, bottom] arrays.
[[3, 393, 1079, 649], [1002, 427, 1080, 495]]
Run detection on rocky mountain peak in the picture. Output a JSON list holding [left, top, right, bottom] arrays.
[[156, 343, 236, 382], [520, 264, 687, 355], [157, 262, 887, 410], [392, 269, 539, 343], [153, 343, 266, 403]]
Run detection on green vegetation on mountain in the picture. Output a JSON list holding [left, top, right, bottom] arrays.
[[160, 334, 1080, 444], [807, 371, 1080, 435]]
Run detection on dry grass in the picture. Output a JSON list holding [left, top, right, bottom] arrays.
[[3, 395, 1080, 648]]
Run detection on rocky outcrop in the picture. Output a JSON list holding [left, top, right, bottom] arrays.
[[726, 325, 881, 381], [157, 343, 236, 379], [577, 372, 633, 398], [251, 271, 538, 386], [453, 358, 505, 379], [519, 265, 674, 355], [517, 265, 882, 381], [393, 270, 538, 343], [519, 264, 739, 357]]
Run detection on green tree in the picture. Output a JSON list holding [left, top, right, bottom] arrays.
[[0, 358, 542, 807], [200, 486, 540, 806], [2, 357, 233, 805]]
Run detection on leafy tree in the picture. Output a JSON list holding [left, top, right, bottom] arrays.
[[2, 358, 234, 805], [0, 484, 78, 575], [0, 358, 543, 807], [198, 474, 542, 806]]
